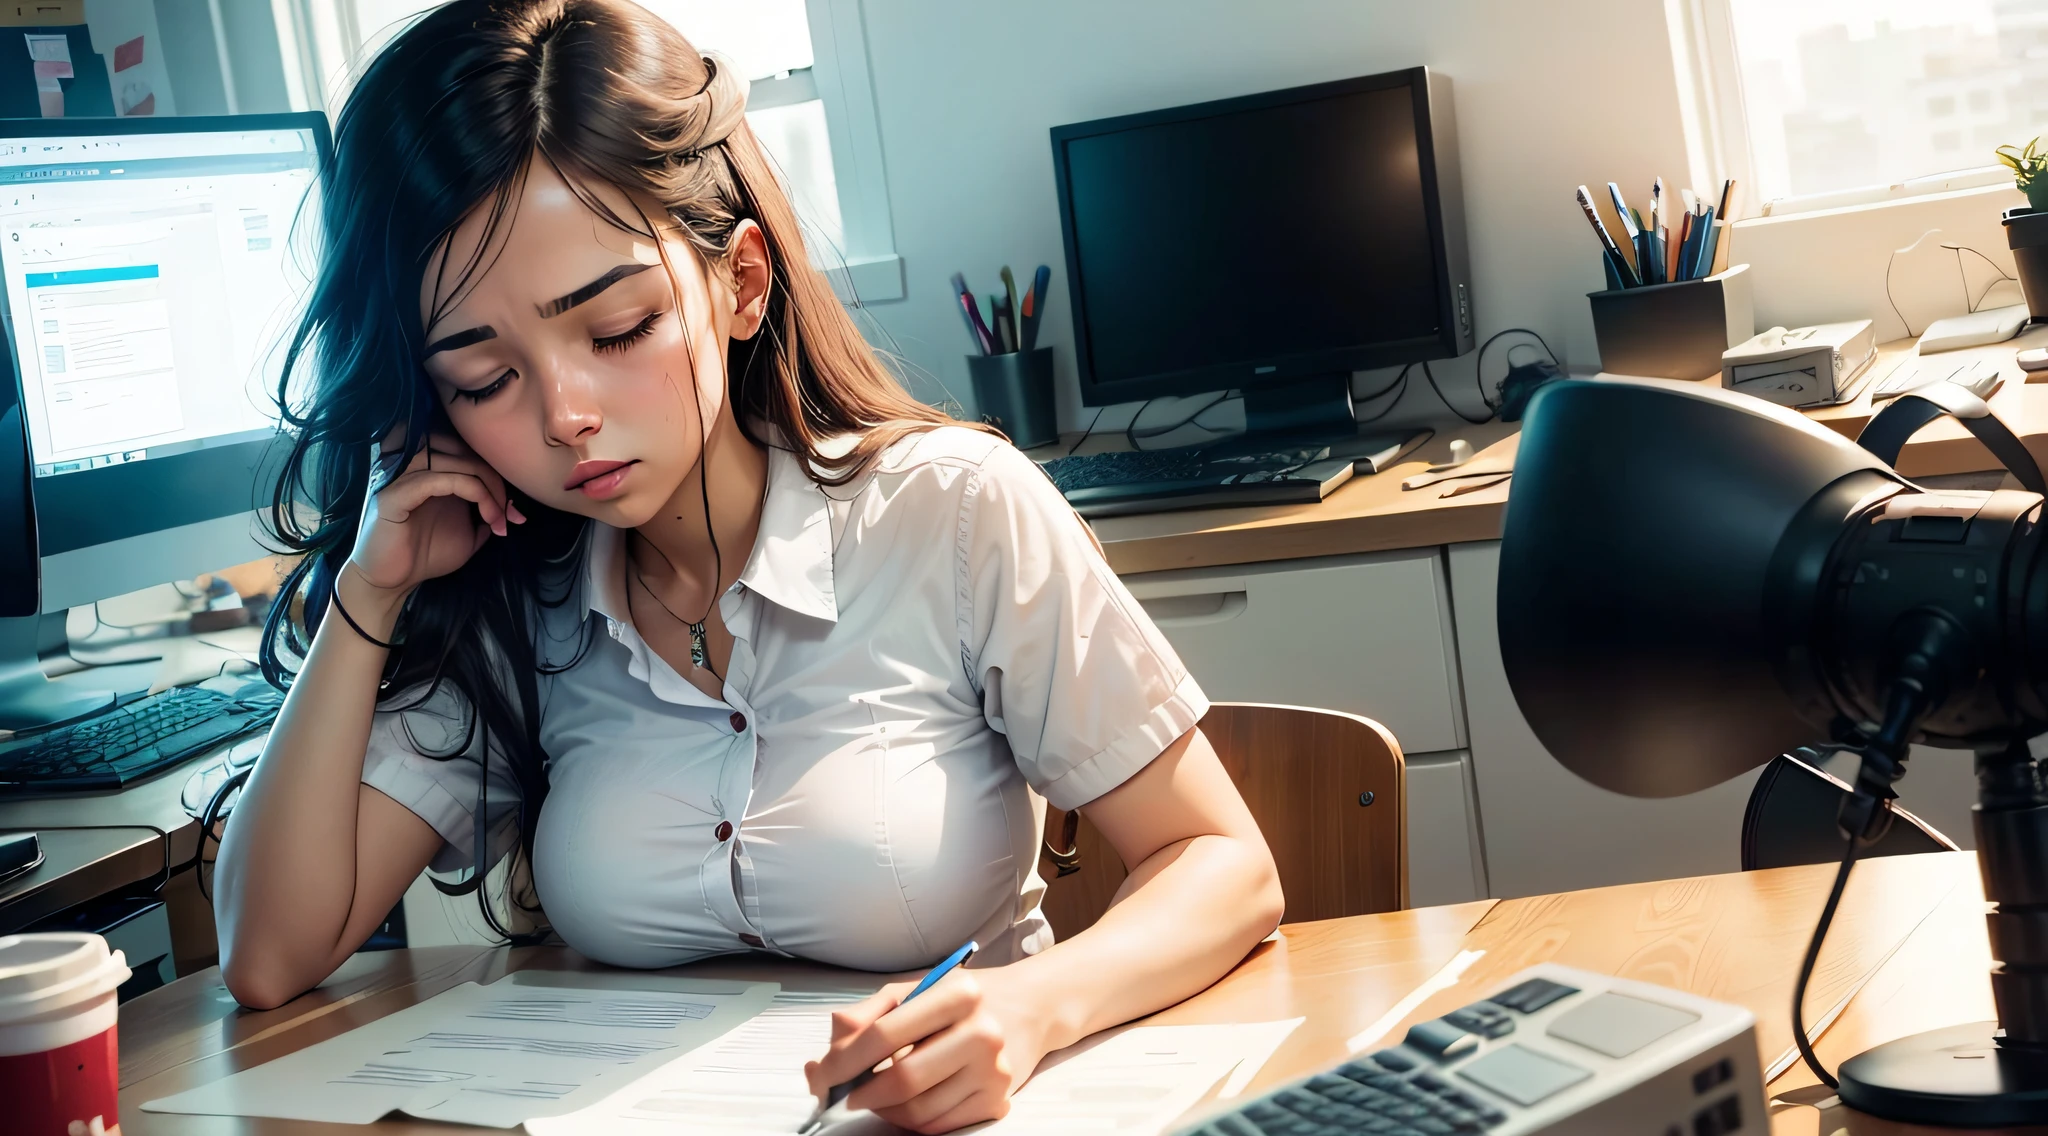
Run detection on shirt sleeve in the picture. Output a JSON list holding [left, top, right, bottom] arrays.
[[359, 682, 525, 875], [958, 443, 1210, 810]]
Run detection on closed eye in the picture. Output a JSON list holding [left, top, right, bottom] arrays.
[[450, 369, 515, 404], [594, 310, 663, 355]]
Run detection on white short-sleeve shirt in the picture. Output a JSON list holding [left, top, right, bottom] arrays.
[[359, 427, 1208, 972]]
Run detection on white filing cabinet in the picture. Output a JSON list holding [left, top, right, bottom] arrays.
[[1121, 549, 1488, 906]]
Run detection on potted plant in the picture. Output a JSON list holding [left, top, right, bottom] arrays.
[[1998, 137, 2048, 320]]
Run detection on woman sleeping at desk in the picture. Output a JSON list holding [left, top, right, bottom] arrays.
[[208, 2, 1283, 1131]]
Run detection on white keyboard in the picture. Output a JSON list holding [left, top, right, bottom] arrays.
[[1176, 964, 1766, 1136], [1871, 354, 2004, 402]]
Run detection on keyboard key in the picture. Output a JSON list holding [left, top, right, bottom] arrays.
[[1443, 1001, 1516, 1039], [1403, 1019, 1479, 1060], [1371, 1048, 1418, 1072], [1489, 977, 1580, 1014]]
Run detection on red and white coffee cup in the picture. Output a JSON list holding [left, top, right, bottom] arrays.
[[0, 932, 132, 1136]]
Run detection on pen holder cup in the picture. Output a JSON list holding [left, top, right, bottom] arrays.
[[1588, 262, 1754, 381], [967, 347, 1057, 449]]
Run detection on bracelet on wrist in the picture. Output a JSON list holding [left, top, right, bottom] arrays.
[[328, 583, 399, 650]]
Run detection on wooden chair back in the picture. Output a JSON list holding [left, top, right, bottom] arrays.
[[1037, 702, 1406, 939]]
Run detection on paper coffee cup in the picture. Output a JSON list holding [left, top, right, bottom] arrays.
[[0, 932, 133, 1136]]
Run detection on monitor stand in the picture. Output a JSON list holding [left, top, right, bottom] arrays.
[[0, 612, 116, 731], [1209, 372, 1409, 463]]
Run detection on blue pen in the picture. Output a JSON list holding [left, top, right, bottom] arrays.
[[799, 941, 980, 1133]]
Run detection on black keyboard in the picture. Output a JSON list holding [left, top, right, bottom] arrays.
[[1040, 446, 1212, 492], [1039, 444, 1353, 518], [0, 683, 282, 795]]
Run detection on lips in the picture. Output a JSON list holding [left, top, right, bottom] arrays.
[[565, 459, 636, 497]]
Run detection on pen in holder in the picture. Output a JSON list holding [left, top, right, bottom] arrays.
[[967, 346, 1056, 449]]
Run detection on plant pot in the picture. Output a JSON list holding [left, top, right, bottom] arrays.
[[2003, 207, 2048, 320]]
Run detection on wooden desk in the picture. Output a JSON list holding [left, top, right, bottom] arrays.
[[113, 852, 2015, 1135], [1057, 329, 2048, 577]]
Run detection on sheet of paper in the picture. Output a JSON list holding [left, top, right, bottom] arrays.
[[529, 989, 866, 1136], [142, 971, 776, 1129], [533, 994, 1299, 1136], [24, 33, 70, 64], [979, 1023, 1292, 1135]]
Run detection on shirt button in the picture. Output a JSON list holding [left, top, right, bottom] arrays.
[[729, 711, 748, 732], [714, 820, 733, 842]]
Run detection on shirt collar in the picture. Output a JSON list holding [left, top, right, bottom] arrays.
[[582, 440, 840, 627]]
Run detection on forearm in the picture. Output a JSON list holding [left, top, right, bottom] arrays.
[[1006, 828, 1282, 1054], [213, 568, 408, 999]]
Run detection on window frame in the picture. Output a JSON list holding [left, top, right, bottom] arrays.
[[1674, 0, 2021, 218], [272, 0, 903, 301]]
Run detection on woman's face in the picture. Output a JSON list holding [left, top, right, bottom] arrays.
[[417, 158, 768, 527]]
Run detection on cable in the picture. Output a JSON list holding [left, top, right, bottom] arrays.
[[1356, 365, 1413, 425], [1949, 244, 2020, 314], [194, 767, 253, 904], [1121, 399, 1156, 451], [1423, 360, 1495, 425], [1791, 828, 1861, 1090], [1473, 328, 1561, 411], [1128, 390, 1237, 448], [1064, 406, 1108, 456]]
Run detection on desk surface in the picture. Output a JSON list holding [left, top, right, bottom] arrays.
[[1050, 329, 2048, 577], [114, 851, 2012, 1135]]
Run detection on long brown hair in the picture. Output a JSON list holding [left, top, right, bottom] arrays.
[[261, 0, 982, 938]]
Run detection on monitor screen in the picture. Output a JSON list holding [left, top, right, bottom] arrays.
[[1056, 73, 1449, 401], [0, 126, 316, 478]]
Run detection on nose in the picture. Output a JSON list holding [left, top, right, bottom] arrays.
[[540, 354, 603, 447]]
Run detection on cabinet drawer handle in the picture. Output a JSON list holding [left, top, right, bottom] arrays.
[[1138, 590, 1248, 627]]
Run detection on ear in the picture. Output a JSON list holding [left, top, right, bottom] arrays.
[[725, 219, 772, 341]]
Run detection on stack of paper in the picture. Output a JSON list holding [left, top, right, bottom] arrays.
[[141, 972, 777, 1128]]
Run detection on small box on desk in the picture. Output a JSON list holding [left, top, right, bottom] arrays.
[[1588, 263, 1754, 381]]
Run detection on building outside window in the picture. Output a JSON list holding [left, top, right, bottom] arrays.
[[1719, 0, 2048, 212]]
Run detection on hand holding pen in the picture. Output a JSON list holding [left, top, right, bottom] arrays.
[[801, 940, 1058, 1133]]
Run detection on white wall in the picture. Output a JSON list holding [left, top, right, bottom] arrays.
[[1735, 184, 2030, 342], [848, 0, 1695, 431]]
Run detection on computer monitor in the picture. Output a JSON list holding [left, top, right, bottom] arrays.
[[1049, 66, 1473, 440], [0, 112, 329, 728]]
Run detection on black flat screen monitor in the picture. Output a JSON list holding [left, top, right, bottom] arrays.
[[1051, 67, 1473, 410]]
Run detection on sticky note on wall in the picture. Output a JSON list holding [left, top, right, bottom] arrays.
[[113, 35, 141, 73]]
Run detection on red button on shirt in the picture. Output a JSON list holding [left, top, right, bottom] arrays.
[[730, 711, 747, 732], [714, 821, 733, 841]]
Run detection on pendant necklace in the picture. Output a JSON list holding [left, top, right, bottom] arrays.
[[628, 536, 719, 674]]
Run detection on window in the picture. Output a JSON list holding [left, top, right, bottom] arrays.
[[273, 0, 900, 299], [1706, 0, 2048, 213]]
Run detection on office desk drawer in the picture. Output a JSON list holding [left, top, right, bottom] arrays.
[[1122, 549, 1464, 755]]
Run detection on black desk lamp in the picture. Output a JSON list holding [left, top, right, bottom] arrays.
[[1498, 376, 2048, 1125]]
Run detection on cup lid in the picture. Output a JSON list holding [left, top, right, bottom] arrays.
[[0, 933, 130, 1018]]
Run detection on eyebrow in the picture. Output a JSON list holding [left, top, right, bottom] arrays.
[[540, 262, 656, 317], [421, 262, 659, 357]]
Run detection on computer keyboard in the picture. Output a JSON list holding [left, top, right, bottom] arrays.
[[1040, 445, 1216, 492], [1175, 964, 1764, 1136], [1039, 444, 1354, 517], [0, 682, 282, 795], [1870, 354, 2003, 402]]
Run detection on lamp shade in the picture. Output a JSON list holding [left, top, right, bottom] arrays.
[[1497, 378, 1899, 797]]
